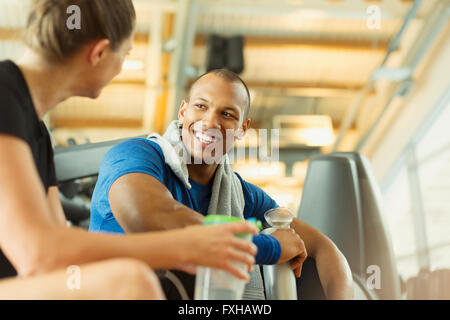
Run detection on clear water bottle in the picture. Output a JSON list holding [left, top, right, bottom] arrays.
[[261, 207, 298, 300], [194, 215, 261, 300]]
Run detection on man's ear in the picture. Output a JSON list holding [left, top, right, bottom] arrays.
[[178, 100, 188, 125], [236, 118, 251, 140], [88, 39, 111, 66]]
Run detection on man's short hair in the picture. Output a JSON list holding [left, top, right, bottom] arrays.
[[188, 69, 251, 119]]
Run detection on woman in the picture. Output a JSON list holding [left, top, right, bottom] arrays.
[[0, 0, 257, 299]]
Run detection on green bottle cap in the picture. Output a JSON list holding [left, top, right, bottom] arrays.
[[204, 215, 243, 225], [203, 215, 262, 239]]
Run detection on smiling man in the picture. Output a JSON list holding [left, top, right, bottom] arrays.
[[89, 69, 353, 300]]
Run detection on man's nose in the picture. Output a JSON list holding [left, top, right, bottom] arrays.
[[202, 110, 221, 130]]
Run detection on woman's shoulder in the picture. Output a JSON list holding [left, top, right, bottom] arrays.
[[0, 60, 23, 90], [0, 60, 28, 111], [0, 61, 32, 142]]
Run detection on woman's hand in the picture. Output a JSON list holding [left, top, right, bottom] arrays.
[[180, 222, 258, 281]]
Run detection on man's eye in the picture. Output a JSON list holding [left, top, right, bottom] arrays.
[[196, 104, 206, 109], [223, 112, 237, 119]]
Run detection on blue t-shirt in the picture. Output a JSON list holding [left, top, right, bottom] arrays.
[[89, 138, 281, 265]]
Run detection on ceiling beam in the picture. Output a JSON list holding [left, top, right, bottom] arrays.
[[244, 80, 365, 90], [142, 32, 390, 51], [195, 34, 389, 51], [52, 118, 143, 129], [1, 28, 389, 51], [185, 78, 367, 91], [251, 87, 376, 98], [111, 78, 370, 95]]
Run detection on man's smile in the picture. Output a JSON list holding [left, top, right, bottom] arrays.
[[193, 129, 221, 148]]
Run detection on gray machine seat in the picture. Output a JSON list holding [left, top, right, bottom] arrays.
[[296, 152, 401, 300]]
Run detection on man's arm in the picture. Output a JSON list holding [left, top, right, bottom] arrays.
[[107, 161, 303, 267], [109, 172, 205, 232], [108, 172, 296, 268], [290, 217, 354, 300]]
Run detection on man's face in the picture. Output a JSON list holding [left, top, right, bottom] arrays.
[[178, 73, 250, 164]]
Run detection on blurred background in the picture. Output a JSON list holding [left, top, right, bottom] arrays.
[[0, 0, 449, 299]]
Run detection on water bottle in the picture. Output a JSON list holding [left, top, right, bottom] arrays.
[[194, 215, 261, 300], [261, 207, 298, 300]]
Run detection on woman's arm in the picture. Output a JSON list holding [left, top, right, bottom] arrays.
[[47, 186, 68, 227], [0, 135, 257, 280], [32, 222, 257, 280]]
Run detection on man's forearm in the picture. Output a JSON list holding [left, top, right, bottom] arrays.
[[143, 201, 205, 231], [109, 173, 205, 233], [118, 199, 205, 233], [313, 241, 354, 300], [289, 217, 353, 299]]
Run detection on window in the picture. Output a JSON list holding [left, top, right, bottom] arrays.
[[416, 98, 450, 271], [382, 91, 450, 282], [382, 162, 419, 280]]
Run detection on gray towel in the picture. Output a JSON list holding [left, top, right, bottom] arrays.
[[147, 120, 265, 300]]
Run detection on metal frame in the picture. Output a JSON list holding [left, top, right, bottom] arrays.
[[332, 0, 425, 152], [165, 0, 200, 126], [143, 9, 164, 132], [354, 0, 450, 152]]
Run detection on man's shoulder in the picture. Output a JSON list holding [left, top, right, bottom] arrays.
[[99, 138, 167, 173], [110, 137, 164, 158], [233, 171, 258, 191], [232, 171, 261, 203], [233, 170, 277, 205]]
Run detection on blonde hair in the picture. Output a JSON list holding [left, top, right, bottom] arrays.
[[24, 0, 136, 62]]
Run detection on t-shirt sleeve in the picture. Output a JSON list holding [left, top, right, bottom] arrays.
[[234, 172, 281, 264], [253, 234, 282, 265], [97, 139, 166, 194], [236, 172, 279, 224], [0, 90, 27, 141]]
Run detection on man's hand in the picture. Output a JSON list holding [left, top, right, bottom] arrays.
[[270, 228, 307, 278]]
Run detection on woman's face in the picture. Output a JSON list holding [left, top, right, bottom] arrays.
[[83, 35, 134, 98]]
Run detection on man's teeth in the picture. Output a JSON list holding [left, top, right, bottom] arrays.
[[195, 131, 216, 144]]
